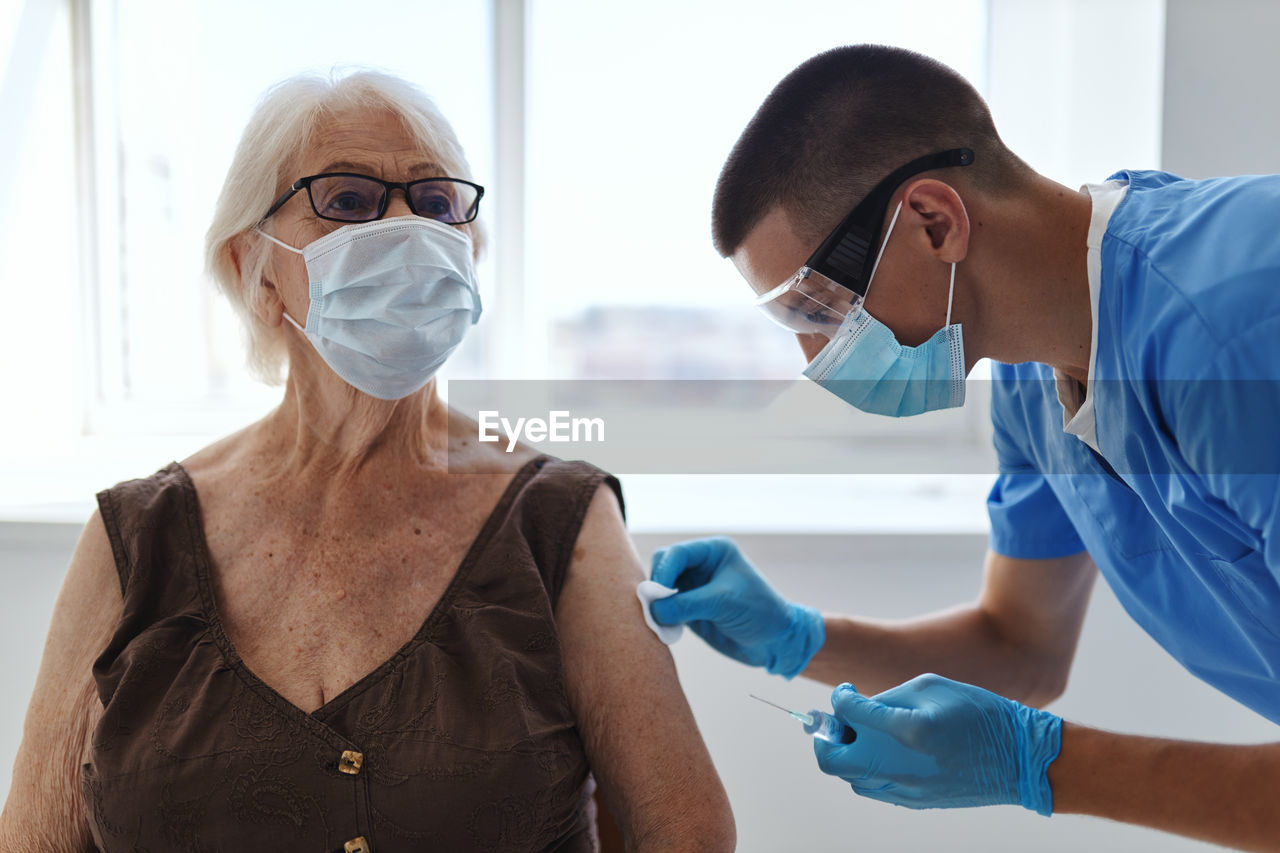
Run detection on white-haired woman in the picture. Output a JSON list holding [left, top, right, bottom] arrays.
[[0, 71, 734, 852]]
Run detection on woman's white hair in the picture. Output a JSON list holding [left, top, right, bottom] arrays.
[[205, 69, 486, 384]]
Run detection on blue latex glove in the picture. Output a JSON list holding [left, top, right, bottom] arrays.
[[813, 675, 1062, 815], [649, 537, 824, 679]]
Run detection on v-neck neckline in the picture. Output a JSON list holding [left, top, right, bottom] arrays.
[[175, 455, 548, 745]]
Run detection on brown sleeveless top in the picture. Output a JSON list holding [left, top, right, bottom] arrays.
[[84, 456, 622, 853]]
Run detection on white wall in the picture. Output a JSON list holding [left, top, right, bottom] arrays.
[[0, 522, 81, 816], [1162, 0, 1280, 178], [2, 523, 1275, 851], [988, 0, 1165, 186]]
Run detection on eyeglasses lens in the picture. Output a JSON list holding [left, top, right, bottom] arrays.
[[410, 180, 478, 224], [308, 175, 385, 222]]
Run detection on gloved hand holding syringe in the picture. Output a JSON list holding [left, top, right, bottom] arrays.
[[751, 694, 857, 744]]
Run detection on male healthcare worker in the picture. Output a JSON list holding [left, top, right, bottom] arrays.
[[649, 44, 1280, 849]]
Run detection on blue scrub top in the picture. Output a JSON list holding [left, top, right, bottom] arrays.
[[988, 170, 1280, 723]]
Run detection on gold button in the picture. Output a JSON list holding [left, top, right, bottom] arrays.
[[339, 750, 364, 775], [344, 838, 369, 853]]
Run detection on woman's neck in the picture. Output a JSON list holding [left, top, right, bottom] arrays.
[[258, 369, 449, 483]]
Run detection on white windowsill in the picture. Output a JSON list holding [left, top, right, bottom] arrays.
[[0, 434, 993, 535]]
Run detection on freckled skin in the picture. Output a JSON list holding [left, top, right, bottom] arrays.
[[176, 108, 542, 714]]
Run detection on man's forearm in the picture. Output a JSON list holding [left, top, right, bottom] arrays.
[[1050, 723, 1280, 851], [804, 606, 1069, 706], [801, 550, 1094, 704]]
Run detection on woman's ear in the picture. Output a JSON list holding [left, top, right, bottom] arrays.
[[232, 233, 285, 328], [902, 178, 970, 264]]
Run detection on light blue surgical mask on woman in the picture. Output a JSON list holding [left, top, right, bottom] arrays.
[[258, 215, 481, 400], [802, 201, 966, 417]]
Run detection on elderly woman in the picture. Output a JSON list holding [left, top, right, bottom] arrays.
[[0, 71, 734, 851]]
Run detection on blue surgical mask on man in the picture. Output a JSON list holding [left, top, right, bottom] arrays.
[[802, 201, 966, 417]]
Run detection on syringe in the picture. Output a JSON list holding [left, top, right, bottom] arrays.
[[750, 694, 857, 744]]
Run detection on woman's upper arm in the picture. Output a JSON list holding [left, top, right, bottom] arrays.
[[556, 486, 735, 853], [0, 510, 122, 852]]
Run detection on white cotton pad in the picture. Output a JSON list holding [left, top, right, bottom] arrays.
[[635, 580, 684, 645]]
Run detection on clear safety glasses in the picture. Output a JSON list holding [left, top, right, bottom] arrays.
[[753, 267, 860, 335], [753, 147, 974, 335]]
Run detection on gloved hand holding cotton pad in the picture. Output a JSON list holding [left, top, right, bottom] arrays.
[[636, 580, 683, 644]]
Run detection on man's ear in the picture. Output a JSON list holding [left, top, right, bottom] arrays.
[[901, 178, 970, 264], [232, 233, 285, 328]]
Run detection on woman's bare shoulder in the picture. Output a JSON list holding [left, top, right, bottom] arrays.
[[553, 488, 736, 851], [178, 422, 263, 482]]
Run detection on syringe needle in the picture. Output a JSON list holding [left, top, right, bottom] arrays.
[[749, 694, 814, 726], [749, 694, 791, 713]]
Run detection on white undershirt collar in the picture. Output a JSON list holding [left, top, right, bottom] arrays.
[[1052, 179, 1127, 453]]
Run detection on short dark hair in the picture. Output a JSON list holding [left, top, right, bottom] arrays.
[[711, 44, 1029, 257]]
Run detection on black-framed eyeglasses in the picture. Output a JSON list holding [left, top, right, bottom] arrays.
[[752, 148, 973, 335], [260, 172, 485, 225]]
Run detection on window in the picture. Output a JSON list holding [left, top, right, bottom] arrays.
[[0, 0, 78, 446], [528, 0, 987, 382], [82, 0, 495, 436], [526, 0, 997, 458], [83, 1, 991, 417], [0, 0, 1166, 528]]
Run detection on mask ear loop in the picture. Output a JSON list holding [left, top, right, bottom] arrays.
[[864, 200, 959, 328], [945, 261, 956, 326], [255, 228, 304, 255], [861, 200, 904, 303], [254, 228, 309, 332]]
